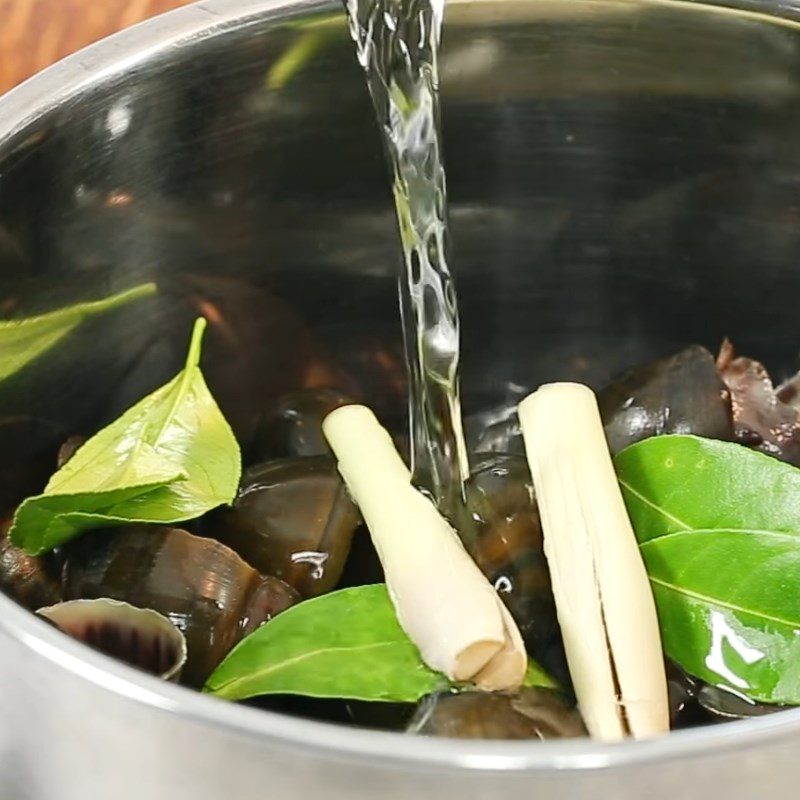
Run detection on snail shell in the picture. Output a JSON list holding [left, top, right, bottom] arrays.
[[38, 598, 187, 682], [63, 525, 299, 686]]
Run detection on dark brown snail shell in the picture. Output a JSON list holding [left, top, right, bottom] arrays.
[[697, 684, 785, 721], [458, 453, 564, 681], [335, 524, 384, 590], [246, 388, 353, 463], [465, 404, 525, 456], [665, 660, 703, 727], [0, 518, 62, 610], [598, 345, 734, 454], [56, 435, 87, 468], [0, 416, 66, 514], [210, 456, 361, 598], [62, 525, 299, 687]]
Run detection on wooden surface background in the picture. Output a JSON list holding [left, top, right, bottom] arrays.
[[0, 0, 192, 94]]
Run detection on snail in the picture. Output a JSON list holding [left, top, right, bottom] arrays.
[[63, 525, 299, 686]]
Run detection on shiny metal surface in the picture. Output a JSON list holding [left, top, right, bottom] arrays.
[[3, 0, 800, 796]]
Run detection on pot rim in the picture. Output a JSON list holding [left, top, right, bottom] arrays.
[[1, 0, 799, 774]]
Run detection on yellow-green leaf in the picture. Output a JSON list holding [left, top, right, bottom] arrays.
[[10, 317, 240, 555]]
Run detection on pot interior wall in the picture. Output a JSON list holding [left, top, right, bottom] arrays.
[[0, 0, 799, 480]]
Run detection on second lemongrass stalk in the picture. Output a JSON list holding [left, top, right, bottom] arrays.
[[518, 383, 669, 741], [323, 404, 526, 691]]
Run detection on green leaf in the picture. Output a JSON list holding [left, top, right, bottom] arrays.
[[522, 658, 558, 690], [10, 317, 240, 555], [616, 434, 800, 703], [615, 434, 800, 542], [204, 585, 445, 702], [0, 283, 157, 382], [641, 530, 800, 704], [204, 584, 555, 703]]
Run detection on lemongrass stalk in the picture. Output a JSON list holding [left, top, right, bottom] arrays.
[[518, 383, 669, 740], [323, 404, 525, 690]]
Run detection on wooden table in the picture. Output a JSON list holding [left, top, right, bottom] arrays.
[[0, 0, 192, 95]]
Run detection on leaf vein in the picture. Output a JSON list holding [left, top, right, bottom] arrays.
[[649, 575, 800, 629], [214, 640, 405, 693], [619, 478, 691, 531]]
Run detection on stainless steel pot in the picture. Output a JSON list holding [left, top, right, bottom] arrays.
[[2, 0, 800, 796]]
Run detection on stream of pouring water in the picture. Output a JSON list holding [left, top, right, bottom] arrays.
[[345, 0, 469, 511]]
